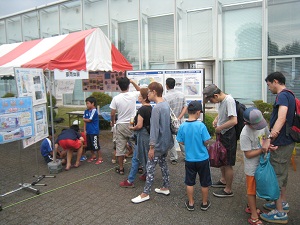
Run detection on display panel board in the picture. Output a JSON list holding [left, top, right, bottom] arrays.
[[82, 71, 125, 92], [0, 97, 34, 144], [14, 68, 47, 106], [127, 69, 204, 101], [23, 104, 48, 148]]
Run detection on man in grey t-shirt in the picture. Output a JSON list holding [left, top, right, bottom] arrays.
[[203, 84, 237, 198], [164, 78, 187, 164]]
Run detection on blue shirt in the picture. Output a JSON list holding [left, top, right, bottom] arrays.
[[40, 138, 52, 157], [84, 108, 99, 134], [55, 129, 81, 144], [176, 120, 211, 162], [270, 90, 295, 146]]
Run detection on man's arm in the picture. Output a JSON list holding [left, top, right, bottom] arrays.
[[271, 105, 288, 139], [110, 109, 116, 127], [130, 79, 140, 91], [178, 106, 187, 120], [215, 116, 237, 133]]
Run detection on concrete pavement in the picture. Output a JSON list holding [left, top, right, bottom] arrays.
[[0, 130, 299, 224]]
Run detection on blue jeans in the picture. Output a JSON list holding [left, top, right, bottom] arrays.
[[128, 145, 139, 183]]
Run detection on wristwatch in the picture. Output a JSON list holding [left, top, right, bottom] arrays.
[[267, 134, 272, 139]]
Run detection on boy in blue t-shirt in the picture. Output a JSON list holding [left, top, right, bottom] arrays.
[[83, 96, 103, 164], [40, 127, 66, 164], [176, 101, 212, 211]]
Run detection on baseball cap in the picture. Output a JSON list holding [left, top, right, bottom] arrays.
[[188, 101, 202, 112], [203, 84, 219, 103], [243, 107, 267, 130]]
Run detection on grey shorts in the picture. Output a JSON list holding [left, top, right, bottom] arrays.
[[115, 123, 134, 156], [270, 142, 295, 188]]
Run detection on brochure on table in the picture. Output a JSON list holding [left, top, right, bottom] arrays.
[[0, 97, 35, 144]]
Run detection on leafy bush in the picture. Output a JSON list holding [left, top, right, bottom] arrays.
[[204, 113, 215, 136], [2, 93, 15, 98], [91, 92, 112, 108], [252, 100, 273, 123]]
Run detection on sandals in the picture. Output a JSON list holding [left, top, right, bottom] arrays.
[[248, 217, 263, 225], [245, 205, 263, 214], [87, 157, 96, 163], [115, 167, 125, 175], [95, 159, 103, 165]]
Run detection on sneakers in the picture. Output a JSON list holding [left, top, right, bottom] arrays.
[[154, 188, 170, 196], [213, 189, 234, 198], [119, 180, 134, 188], [131, 195, 150, 204], [80, 155, 87, 162], [201, 200, 211, 211], [263, 201, 290, 213], [171, 160, 178, 165], [211, 180, 226, 188], [185, 201, 195, 211], [260, 209, 288, 224]]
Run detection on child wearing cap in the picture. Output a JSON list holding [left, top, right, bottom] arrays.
[[240, 107, 270, 225], [176, 101, 212, 211]]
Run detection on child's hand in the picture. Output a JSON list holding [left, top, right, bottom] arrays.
[[268, 144, 278, 151]]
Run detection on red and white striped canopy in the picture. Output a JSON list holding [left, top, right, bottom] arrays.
[[0, 28, 132, 76]]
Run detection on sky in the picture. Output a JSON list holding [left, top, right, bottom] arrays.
[[0, 0, 58, 17]]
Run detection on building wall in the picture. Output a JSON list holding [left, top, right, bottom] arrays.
[[0, 0, 300, 103]]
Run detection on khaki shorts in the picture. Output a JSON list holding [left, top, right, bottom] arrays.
[[115, 123, 134, 156], [270, 142, 295, 188]]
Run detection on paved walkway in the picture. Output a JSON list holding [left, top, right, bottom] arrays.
[[0, 130, 299, 224]]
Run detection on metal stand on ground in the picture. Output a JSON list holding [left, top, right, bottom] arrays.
[[31, 175, 55, 186], [0, 141, 41, 197]]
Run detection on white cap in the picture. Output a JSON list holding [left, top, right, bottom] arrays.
[[73, 120, 81, 125]]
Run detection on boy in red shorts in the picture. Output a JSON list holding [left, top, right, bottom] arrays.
[[55, 125, 84, 171]]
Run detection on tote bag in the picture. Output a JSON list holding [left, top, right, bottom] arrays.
[[170, 107, 180, 135], [208, 135, 227, 168], [254, 153, 280, 201]]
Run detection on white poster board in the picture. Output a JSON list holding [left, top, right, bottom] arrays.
[[23, 104, 48, 148], [0, 97, 35, 144], [127, 69, 204, 101], [14, 68, 47, 106], [56, 80, 76, 99]]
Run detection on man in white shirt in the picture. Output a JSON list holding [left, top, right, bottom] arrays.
[[110, 77, 140, 175]]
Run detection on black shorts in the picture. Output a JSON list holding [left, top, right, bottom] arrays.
[[86, 134, 100, 151], [220, 127, 237, 166], [185, 159, 212, 187]]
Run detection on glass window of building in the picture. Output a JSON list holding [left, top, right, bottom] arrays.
[[83, 0, 108, 36], [22, 12, 39, 41], [176, 0, 213, 60], [110, 0, 139, 69], [40, 6, 59, 38], [60, 0, 82, 34], [0, 20, 6, 44], [221, 0, 262, 102], [268, 0, 300, 99], [6, 16, 22, 43], [140, 0, 174, 69]]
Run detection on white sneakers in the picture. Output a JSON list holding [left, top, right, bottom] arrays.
[[154, 188, 170, 196], [131, 195, 150, 203], [131, 188, 170, 204]]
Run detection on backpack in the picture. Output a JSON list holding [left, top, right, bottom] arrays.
[[235, 100, 247, 140], [279, 89, 300, 142]]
